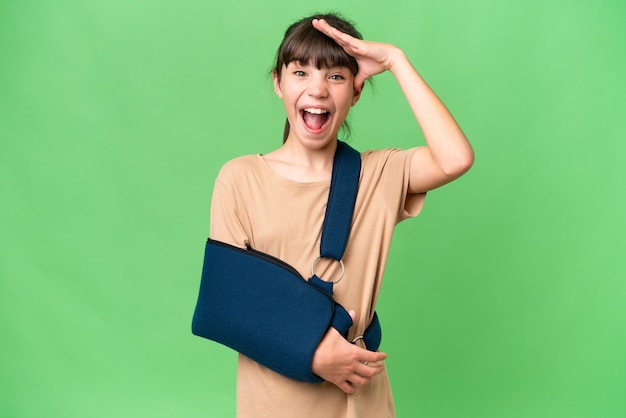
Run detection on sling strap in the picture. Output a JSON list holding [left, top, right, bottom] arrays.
[[309, 140, 382, 352], [320, 140, 361, 260]]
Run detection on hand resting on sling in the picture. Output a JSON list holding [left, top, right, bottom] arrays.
[[311, 310, 388, 394]]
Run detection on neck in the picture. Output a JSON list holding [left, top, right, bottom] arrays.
[[282, 137, 337, 167], [262, 138, 338, 183]]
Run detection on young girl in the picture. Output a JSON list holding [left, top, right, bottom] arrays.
[[207, 12, 473, 418]]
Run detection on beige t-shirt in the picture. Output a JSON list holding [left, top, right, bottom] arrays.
[[209, 147, 425, 418]]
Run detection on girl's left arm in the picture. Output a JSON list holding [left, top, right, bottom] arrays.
[[389, 49, 474, 193], [313, 19, 474, 194]]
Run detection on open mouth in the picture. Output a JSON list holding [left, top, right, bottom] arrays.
[[301, 108, 330, 132]]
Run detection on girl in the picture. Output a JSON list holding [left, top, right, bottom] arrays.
[[208, 12, 473, 418]]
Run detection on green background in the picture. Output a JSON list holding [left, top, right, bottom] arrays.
[[1, 0, 625, 417]]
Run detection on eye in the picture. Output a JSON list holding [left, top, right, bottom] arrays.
[[294, 70, 307, 77], [330, 74, 346, 81]]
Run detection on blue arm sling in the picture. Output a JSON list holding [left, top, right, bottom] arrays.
[[191, 141, 381, 383]]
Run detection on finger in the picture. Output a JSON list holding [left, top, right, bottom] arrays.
[[348, 309, 357, 322], [359, 348, 387, 364], [311, 19, 342, 39], [339, 380, 358, 394], [348, 373, 370, 388], [349, 343, 387, 364], [356, 361, 385, 379], [312, 19, 357, 49]]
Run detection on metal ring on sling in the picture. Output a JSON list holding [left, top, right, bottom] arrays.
[[311, 257, 345, 284], [352, 335, 366, 349], [353, 336, 368, 364]]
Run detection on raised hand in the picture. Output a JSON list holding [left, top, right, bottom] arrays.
[[314, 17, 473, 194], [312, 18, 403, 92]]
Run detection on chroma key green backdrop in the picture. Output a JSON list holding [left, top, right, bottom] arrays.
[[1, 0, 625, 417]]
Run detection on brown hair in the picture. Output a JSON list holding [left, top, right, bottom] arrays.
[[273, 13, 363, 143]]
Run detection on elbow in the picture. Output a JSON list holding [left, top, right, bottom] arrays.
[[459, 148, 475, 174], [442, 148, 474, 178]]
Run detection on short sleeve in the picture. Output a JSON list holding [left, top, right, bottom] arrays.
[[361, 147, 426, 224], [209, 168, 249, 248]]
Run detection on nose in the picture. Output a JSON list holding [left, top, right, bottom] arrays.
[[307, 76, 328, 98]]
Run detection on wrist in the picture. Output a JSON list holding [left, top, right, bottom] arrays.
[[387, 47, 409, 74]]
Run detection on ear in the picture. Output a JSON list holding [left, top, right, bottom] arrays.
[[272, 70, 283, 99], [351, 84, 363, 106]]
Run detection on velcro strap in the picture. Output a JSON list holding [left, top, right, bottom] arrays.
[[360, 312, 382, 352], [308, 274, 334, 296], [308, 273, 381, 352], [331, 304, 353, 338]]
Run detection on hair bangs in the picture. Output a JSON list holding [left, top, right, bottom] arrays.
[[282, 28, 358, 74], [275, 14, 362, 78]]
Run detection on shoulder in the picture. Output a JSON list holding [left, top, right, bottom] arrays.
[[216, 154, 262, 184], [360, 147, 419, 173]]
